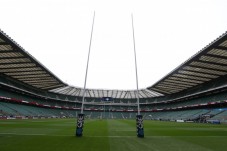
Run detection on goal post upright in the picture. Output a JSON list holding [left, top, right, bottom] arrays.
[[76, 11, 95, 137], [131, 13, 144, 138]]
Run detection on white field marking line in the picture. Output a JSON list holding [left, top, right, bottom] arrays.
[[85, 136, 227, 138], [113, 130, 135, 131], [0, 133, 74, 137], [0, 133, 46, 136], [1, 133, 227, 138], [31, 121, 50, 122], [0, 133, 134, 137]]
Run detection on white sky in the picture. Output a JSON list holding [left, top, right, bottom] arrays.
[[1, 0, 227, 90]]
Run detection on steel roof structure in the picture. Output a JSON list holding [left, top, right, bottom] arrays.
[[1, 28, 227, 99], [50, 86, 162, 99], [0, 29, 66, 90], [148, 31, 227, 95], [0, 29, 162, 99]]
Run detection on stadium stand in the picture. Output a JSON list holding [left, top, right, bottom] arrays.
[[1, 29, 227, 123]]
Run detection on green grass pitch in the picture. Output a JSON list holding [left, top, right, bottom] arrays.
[[1, 119, 227, 151]]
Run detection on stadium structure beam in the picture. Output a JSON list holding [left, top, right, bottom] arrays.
[[27, 82, 59, 86], [168, 76, 203, 84], [141, 90, 149, 98], [0, 42, 8, 45], [159, 82, 192, 88], [59, 87, 70, 93], [92, 90, 98, 98], [128, 91, 132, 99], [68, 88, 77, 96], [177, 71, 218, 79], [205, 54, 227, 60], [179, 69, 220, 79], [215, 46, 227, 51], [119, 91, 125, 98], [122, 91, 128, 99], [87, 90, 92, 98], [0, 61, 33, 68], [101, 89, 105, 98], [183, 68, 223, 76], [111, 90, 114, 98], [0, 68, 42, 73], [172, 73, 211, 81], [164, 79, 197, 86], [0, 50, 16, 53], [88, 90, 94, 97], [139, 92, 145, 98], [139, 91, 147, 98], [183, 66, 227, 75], [36, 84, 65, 90], [68, 88, 76, 95], [150, 87, 171, 95], [189, 63, 227, 72], [155, 85, 186, 91], [12, 74, 50, 79], [0, 56, 26, 59], [97, 90, 100, 98], [72, 88, 80, 96], [18, 77, 54, 81], [113, 90, 118, 98], [165, 78, 200, 85], [5, 71, 46, 76], [23, 80, 58, 84], [197, 60, 227, 67], [144, 89, 159, 97], [0, 57, 31, 63]]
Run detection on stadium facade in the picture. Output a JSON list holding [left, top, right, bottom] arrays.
[[0, 29, 227, 123]]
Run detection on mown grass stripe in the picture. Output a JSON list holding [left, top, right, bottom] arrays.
[[0, 119, 227, 151], [1, 133, 227, 138]]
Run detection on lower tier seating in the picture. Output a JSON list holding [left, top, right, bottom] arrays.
[[1, 101, 226, 123]]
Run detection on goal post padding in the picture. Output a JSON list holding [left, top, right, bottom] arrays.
[[76, 114, 85, 137], [136, 115, 144, 138]]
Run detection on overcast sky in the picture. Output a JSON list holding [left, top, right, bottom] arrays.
[[1, 0, 227, 90]]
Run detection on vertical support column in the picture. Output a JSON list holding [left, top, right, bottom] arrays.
[[131, 14, 144, 138], [75, 12, 95, 137]]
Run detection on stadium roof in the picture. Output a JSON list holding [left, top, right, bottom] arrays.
[[0, 29, 162, 99], [50, 86, 162, 99], [148, 31, 227, 95], [0, 29, 66, 90], [1, 28, 227, 99]]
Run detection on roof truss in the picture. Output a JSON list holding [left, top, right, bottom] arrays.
[[0, 29, 66, 90], [148, 32, 227, 94]]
